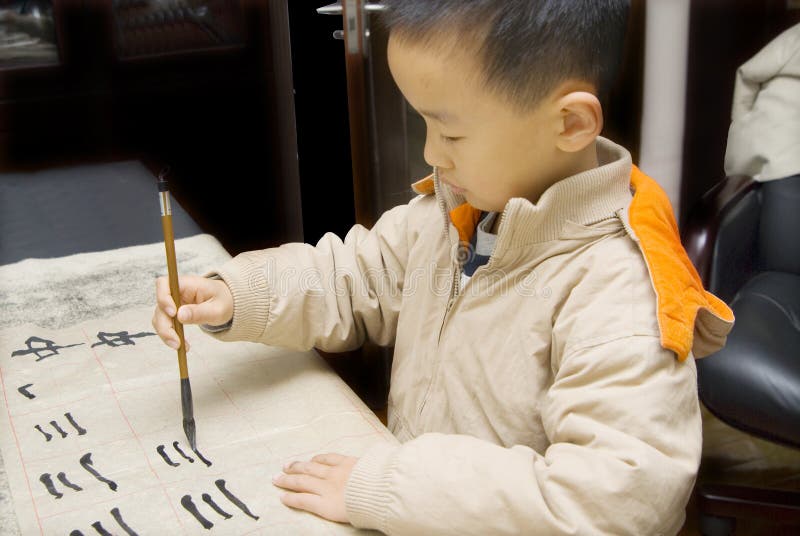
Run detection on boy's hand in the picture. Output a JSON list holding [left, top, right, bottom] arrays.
[[152, 275, 234, 349], [273, 453, 357, 524]]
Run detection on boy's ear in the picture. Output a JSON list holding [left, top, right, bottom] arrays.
[[554, 91, 603, 153]]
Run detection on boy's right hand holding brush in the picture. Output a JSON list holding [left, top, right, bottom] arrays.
[[152, 275, 234, 350]]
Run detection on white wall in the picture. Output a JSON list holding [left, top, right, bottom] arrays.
[[638, 0, 691, 218]]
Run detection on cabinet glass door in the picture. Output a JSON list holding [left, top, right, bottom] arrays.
[[112, 0, 244, 59], [0, 1, 58, 67]]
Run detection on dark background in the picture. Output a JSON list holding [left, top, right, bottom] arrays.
[[0, 0, 357, 255], [681, 0, 800, 225], [3, 1, 799, 246]]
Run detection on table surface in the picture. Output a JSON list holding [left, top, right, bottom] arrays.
[[0, 234, 394, 535]]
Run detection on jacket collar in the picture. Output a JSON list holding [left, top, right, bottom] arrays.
[[411, 137, 734, 361], [432, 136, 633, 251]]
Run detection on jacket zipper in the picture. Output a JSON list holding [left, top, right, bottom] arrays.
[[419, 172, 462, 417], [437, 209, 505, 340], [419, 174, 506, 417], [419, 258, 459, 418], [437, 263, 461, 343]]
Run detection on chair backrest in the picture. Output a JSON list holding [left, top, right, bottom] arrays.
[[758, 173, 800, 275], [707, 173, 800, 302], [709, 187, 761, 303]]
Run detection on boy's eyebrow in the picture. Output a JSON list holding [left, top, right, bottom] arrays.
[[418, 109, 456, 124]]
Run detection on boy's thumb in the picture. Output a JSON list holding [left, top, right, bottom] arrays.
[[177, 304, 222, 325]]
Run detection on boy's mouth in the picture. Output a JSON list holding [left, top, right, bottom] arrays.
[[440, 176, 466, 194]]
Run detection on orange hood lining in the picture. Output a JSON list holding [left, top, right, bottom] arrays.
[[628, 165, 733, 360]]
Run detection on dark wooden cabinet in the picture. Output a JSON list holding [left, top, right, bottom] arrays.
[[0, 0, 304, 254]]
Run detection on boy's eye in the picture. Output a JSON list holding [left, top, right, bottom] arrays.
[[440, 135, 463, 144]]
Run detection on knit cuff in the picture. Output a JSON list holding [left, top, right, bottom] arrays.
[[202, 252, 272, 342], [345, 443, 399, 532]]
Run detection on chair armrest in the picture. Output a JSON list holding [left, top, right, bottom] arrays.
[[682, 175, 759, 298], [698, 484, 800, 525]]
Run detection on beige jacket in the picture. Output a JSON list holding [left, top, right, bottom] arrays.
[[208, 138, 733, 535]]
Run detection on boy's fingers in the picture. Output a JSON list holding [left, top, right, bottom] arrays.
[[311, 453, 345, 466], [151, 309, 181, 349], [280, 490, 348, 523], [283, 461, 330, 479], [177, 303, 226, 326], [155, 277, 177, 316], [273, 473, 324, 496], [280, 492, 325, 516]]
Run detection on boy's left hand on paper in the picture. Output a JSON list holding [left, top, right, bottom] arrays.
[[273, 453, 357, 524]]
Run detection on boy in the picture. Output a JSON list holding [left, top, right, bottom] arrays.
[[153, 1, 734, 533]]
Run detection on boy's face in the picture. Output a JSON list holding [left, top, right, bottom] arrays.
[[388, 33, 566, 212]]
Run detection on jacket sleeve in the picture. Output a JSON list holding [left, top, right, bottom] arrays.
[[344, 335, 702, 535], [204, 200, 420, 352]]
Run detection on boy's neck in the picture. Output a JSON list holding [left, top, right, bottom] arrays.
[[490, 140, 600, 235], [558, 140, 600, 184]]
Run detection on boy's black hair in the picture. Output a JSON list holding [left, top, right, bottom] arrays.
[[381, 0, 630, 108]]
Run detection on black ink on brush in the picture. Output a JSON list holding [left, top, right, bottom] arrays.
[[110, 507, 139, 536], [80, 453, 118, 491], [181, 495, 214, 530], [215, 479, 259, 520], [173, 441, 194, 463], [39, 473, 63, 499], [202, 493, 232, 519], [57, 472, 83, 491], [69, 531, 84, 536], [157, 444, 180, 467], [17, 383, 35, 399]]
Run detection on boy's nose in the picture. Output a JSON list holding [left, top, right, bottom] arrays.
[[423, 135, 453, 170]]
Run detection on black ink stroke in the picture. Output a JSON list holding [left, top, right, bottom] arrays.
[[57, 472, 83, 491], [34, 424, 52, 442], [110, 507, 139, 536], [70, 509, 138, 536], [91, 331, 156, 348], [192, 447, 212, 467], [181, 495, 213, 530], [156, 444, 179, 467], [17, 383, 35, 399], [215, 479, 259, 520], [202, 493, 232, 519], [79, 453, 118, 491], [172, 441, 194, 463], [91, 521, 112, 536], [11, 336, 83, 361], [50, 420, 68, 438], [65, 412, 87, 435], [39, 473, 62, 499]]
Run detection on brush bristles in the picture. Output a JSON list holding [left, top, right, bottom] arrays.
[[181, 378, 196, 449]]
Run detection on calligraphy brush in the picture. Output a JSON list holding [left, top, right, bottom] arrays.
[[157, 170, 197, 450]]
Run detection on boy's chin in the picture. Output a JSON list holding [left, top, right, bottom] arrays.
[[467, 197, 505, 213]]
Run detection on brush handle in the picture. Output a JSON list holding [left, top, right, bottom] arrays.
[[160, 188, 189, 380]]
